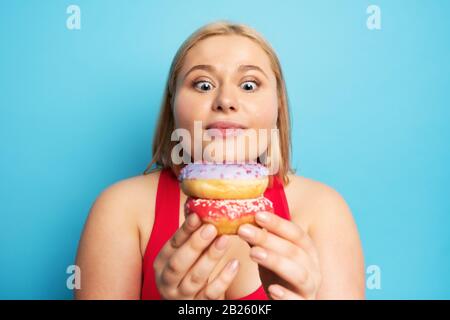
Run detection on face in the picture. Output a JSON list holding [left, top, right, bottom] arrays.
[[172, 35, 279, 163]]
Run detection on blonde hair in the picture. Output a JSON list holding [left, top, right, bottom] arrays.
[[143, 20, 293, 185]]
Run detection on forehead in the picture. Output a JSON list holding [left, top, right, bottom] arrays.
[[181, 35, 274, 76]]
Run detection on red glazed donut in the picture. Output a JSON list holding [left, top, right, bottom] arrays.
[[185, 197, 274, 235]]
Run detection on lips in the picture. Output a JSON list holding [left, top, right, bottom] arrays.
[[205, 121, 247, 137], [206, 121, 247, 130]]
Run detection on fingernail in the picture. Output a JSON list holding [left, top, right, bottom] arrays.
[[201, 224, 217, 240], [269, 285, 284, 298], [215, 235, 229, 250], [238, 225, 255, 239], [187, 214, 199, 227], [227, 259, 239, 273], [250, 248, 267, 261], [255, 212, 269, 223]]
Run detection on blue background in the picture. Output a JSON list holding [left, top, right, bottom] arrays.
[[1, 0, 449, 299]]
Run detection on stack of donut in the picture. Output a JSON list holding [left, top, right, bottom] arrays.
[[179, 163, 274, 235]]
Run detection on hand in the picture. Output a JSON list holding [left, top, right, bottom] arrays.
[[153, 213, 240, 299], [237, 211, 322, 300]]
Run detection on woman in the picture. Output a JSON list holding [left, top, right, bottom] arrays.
[[75, 21, 365, 300]]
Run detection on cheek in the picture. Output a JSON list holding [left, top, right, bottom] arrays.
[[173, 87, 217, 129], [173, 92, 190, 128], [173, 90, 208, 129], [249, 93, 278, 128], [173, 103, 191, 129]]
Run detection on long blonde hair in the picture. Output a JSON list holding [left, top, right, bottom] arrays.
[[143, 20, 293, 185]]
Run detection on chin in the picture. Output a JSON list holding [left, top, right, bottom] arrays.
[[201, 147, 260, 164]]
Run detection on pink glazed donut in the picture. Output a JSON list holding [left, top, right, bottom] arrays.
[[184, 196, 274, 235]]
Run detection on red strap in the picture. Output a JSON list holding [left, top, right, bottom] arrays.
[[141, 169, 180, 299], [264, 175, 291, 221], [238, 285, 269, 300]]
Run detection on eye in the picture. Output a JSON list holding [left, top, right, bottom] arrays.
[[240, 80, 258, 92], [193, 80, 214, 92]]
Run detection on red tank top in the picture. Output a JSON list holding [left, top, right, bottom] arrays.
[[141, 168, 291, 300]]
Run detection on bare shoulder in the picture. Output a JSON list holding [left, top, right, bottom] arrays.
[[284, 174, 365, 299], [91, 170, 161, 222], [96, 170, 161, 207], [93, 170, 162, 252], [284, 174, 353, 228], [75, 170, 161, 299]]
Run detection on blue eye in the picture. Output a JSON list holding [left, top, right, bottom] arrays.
[[194, 81, 213, 92], [241, 81, 258, 91]]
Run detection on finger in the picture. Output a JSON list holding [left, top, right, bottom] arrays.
[[196, 259, 240, 300], [268, 284, 305, 300], [161, 223, 218, 286], [254, 211, 319, 264], [237, 224, 315, 272], [178, 235, 231, 297], [237, 223, 300, 257], [157, 213, 202, 262], [250, 246, 315, 295], [171, 213, 202, 249]]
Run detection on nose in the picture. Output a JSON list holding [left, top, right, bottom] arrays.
[[212, 85, 239, 113]]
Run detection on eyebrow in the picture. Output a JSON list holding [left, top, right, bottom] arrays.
[[182, 64, 269, 80]]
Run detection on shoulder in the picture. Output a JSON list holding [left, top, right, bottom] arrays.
[[81, 170, 162, 256], [75, 170, 163, 298], [285, 174, 348, 205], [284, 174, 365, 298], [90, 170, 162, 219], [96, 170, 161, 204], [284, 174, 352, 226]]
